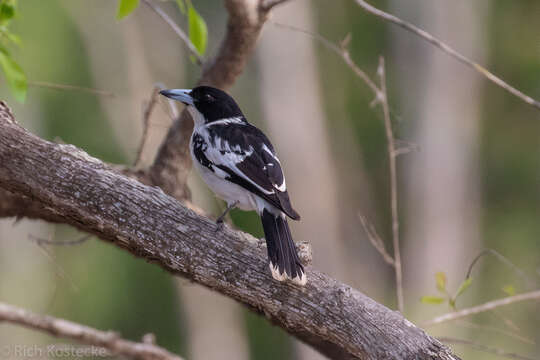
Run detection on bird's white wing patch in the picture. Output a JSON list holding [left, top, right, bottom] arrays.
[[261, 144, 286, 192], [205, 117, 245, 127], [201, 131, 275, 196]]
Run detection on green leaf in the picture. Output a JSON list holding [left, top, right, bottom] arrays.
[[175, 0, 186, 14], [421, 296, 446, 305], [435, 272, 447, 293], [188, 3, 207, 59], [116, 0, 139, 20], [0, 2, 15, 23], [0, 50, 27, 102], [502, 284, 516, 296], [455, 277, 473, 298]]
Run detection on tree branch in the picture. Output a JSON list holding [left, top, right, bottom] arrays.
[[353, 0, 540, 111], [28, 81, 115, 98], [377, 57, 404, 313], [424, 290, 540, 327], [134, 86, 160, 168], [0, 103, 459, 360], [270, 22, 405, 312], [0, 302, 183, 360], [148, 0, 287, 202]]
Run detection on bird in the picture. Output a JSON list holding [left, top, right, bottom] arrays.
[[160, 86, 306, 286]]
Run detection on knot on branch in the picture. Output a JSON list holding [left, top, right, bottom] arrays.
[[0, 101, 16, 124]]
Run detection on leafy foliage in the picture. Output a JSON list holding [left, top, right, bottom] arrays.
[[421, 272, 474, 310], [502, 284, 516, 296], [0, 0, 26, 102], [0, 49, 25, 102], [115, 0, 207, 63], [186, 0, 207, 59], [116, 0, 140, 20], [420, 295, 446, 305]]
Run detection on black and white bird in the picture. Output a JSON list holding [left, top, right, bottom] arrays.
[[160, 86, 306, 286]]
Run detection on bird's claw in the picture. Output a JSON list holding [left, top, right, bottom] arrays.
[[214, 219, 225, 232]]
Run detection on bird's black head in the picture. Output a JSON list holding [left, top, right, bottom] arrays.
[[160, 86, 245, 125]]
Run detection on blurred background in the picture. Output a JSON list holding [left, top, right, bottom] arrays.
[[0, 0, 539, 359]]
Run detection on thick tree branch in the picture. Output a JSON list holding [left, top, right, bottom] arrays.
[[0, 104, 459, 359], [0, 302, 183, 360], [148, 0, 287, 201]]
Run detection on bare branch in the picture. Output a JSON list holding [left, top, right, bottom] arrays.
[[134, 87, 160, 168], [270, 22, 380, 96], [377, 57, 404, 313], [271, 21, 405, 312], [29, 81, 115, 98], [141, 0, 203, 65], [353, 0, 540, 111], [260, 0, 294, 11], [466, 249, 536, 289], [0, 104, 460, 360], [424, 290, 540, 327], [454, 320, 535, 345], [439, 337, 536, 360], [0, 302, 183, 360], [393, 140, 420, 157], [29, 233, 91, 246], [358, 213, 394, 266], [33, 238, 80, 292]]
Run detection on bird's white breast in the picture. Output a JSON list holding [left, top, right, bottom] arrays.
[[190, 128, 259, 212]]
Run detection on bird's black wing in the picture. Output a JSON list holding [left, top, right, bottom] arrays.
[[203, 123, 300, 220]]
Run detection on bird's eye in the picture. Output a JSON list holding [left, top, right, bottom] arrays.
[[204, 94, 214, 101]]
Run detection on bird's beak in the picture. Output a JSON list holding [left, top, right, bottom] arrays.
[[159, 89, 194, 105]]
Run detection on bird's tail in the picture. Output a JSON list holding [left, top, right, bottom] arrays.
[[261, 209, 307, 286]]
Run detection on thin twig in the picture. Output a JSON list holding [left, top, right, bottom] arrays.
[[424, 290, 540, 326], [29, 233, 91, 246], [377, 57, 404, 313], [28, 81, 115, 98], [490, 309, 522, 333], [439, 337, 536, 360], [466, 249, 536, 289], [393, 139, 420, 157], [134, 87, 160, 167], [260, 0, 293, 11], [141, 0, 203, 65], [271, 21, 406, 311], [358, 213, 394, 266], [34, 241, 80, 292], [455, 320, 535, 345], [270, 21, 380, 95], [0, 302, 183, 360], [353, 0, 540, 111]]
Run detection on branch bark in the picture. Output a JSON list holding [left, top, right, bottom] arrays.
[[0, 302, 182, 360], [0, 103, 460, 359]]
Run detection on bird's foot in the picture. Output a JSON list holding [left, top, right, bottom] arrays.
[[214, 218, 225, 232]]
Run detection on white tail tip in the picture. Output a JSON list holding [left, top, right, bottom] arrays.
[[269, 263, 307, 286]]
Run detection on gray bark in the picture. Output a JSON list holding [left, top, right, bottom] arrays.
[[0, 102, 459, 360]]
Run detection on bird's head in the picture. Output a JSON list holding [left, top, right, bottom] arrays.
[[160, 86, 245, 127]]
